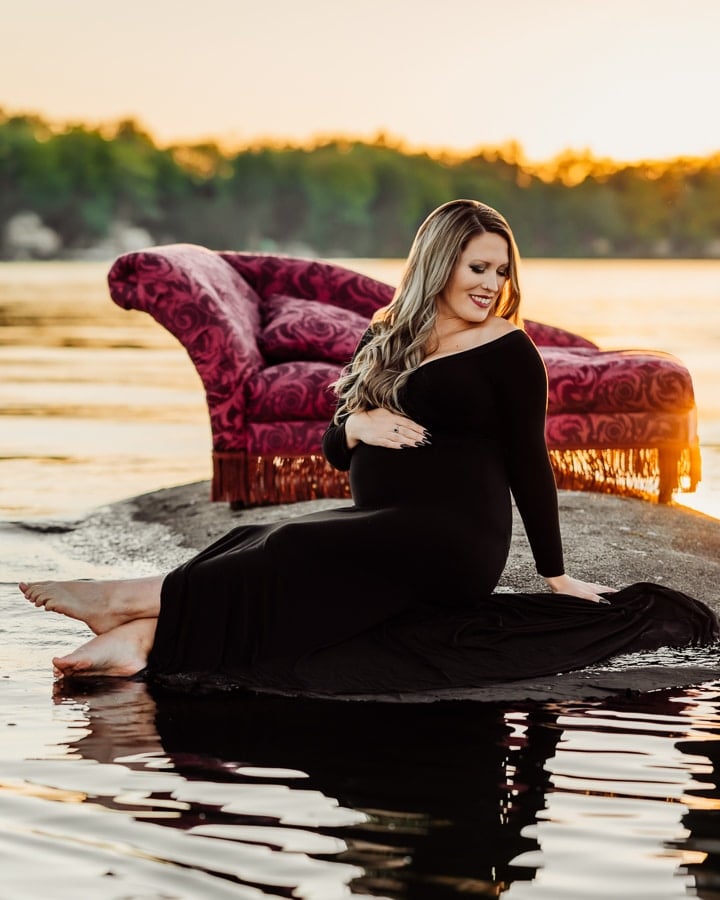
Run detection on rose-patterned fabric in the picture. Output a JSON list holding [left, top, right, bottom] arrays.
[[246, 361, 340, 423], [247, 420, 329, 455], [541, 347, 696, 414], [259, 294, 369, 363], [221, 253, 391, 318], [238, 412, 695, 458], [109, 244, 263, 442], [106, 244, 700, 505]]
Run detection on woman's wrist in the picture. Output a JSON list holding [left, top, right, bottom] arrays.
[[543, 574, 568, 593], [344, 412, 364, 449]]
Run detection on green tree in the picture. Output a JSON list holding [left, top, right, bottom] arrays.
[[3, 110, 720, 259]]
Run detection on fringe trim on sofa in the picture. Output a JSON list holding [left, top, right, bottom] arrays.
[[213, 444, 700, 507], [245, 455, 352, 506], [549, 445, 700, 502], [212, 451, 249, 504], [213, 451, 351, 506]]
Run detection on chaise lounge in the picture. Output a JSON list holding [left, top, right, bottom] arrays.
[[107, 243, 701, 507]]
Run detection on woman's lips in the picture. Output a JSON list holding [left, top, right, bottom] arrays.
[[469, 293, 493, 308]]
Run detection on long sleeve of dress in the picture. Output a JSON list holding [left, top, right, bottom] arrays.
[[321, 415, 353, 471], [322, 327, 374, 471], [491, 333, 565, 577]]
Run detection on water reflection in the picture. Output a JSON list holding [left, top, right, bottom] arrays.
[[672, 689, 720, 899], [6, 680, 701, 897], [505, 689, 720, 899], [149, 689, 560, 897], [22, 681, 551, 898], [2, 672, 719, 898]]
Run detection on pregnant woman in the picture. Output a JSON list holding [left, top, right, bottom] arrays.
[[19, 199, 718, 693]]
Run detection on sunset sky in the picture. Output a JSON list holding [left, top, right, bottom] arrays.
[[3, 0, 720, 163]]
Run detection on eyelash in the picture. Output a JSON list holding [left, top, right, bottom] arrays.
[[470, 265, 508, 277]]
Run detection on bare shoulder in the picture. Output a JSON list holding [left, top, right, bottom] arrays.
[[479, 317, 521, 345], [464, 317, 522, 350], [491, 317, 521, 337]]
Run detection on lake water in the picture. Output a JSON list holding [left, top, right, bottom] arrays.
[[1, 258, 720, 899], [2, 616, 720, 900], [0, 258, 718, 521]]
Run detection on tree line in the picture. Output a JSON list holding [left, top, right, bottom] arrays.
[[2, 110, 720, 260]]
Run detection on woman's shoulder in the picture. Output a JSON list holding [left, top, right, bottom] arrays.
[[492, 317, 520, 338], [484, 320, 536, 354], [463, 317, 523, 352], [480, 323, 546, 379]]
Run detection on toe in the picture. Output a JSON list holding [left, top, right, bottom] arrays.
[[33, 589, 53, 607], [53, 654, 91, 677], [52, 656, 73, 675]]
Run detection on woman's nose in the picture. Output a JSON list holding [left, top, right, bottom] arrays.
[[482, 272, 498, 290]]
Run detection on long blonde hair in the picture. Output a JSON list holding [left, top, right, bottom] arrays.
[[332, 199, 522, 422]]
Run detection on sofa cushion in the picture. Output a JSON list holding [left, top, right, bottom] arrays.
[[541, 347, 696, 414], [246, 361, 342, 422], [259, 294, 369, 363]]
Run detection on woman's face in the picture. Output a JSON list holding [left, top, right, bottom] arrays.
[[436, 231, 509, 326]]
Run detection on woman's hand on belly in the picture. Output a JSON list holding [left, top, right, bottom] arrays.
[[345, 408, 429, 450]]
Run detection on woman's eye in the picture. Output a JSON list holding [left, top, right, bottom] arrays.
[[470, 265, 485, 274]]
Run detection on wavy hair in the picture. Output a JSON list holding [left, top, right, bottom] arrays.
[[332, 199, 522, 422]]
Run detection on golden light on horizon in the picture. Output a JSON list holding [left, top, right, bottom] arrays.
[[2, 0, 719, 166]]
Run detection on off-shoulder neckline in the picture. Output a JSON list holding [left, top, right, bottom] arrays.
[[415, 328, 525, 371]]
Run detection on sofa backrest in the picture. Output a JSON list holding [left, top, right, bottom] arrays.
[[524, 319, 598, 349], [220, 253, 394, 318]]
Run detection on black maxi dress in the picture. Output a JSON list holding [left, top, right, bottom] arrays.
[[147, 330, 718, 694]]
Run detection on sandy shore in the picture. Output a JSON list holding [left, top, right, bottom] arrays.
[[13, 481, 720, 702]]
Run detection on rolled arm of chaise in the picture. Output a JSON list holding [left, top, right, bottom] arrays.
[[107, 243, 264, 449]]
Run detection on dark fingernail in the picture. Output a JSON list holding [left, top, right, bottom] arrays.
[[598, 598, 611, 605], [421, 438, 432, 445], [401, 443, 412, 448]]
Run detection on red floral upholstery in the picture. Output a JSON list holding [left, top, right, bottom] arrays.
[[259, 294, 368, 363], [107, 244, 701, 505], [246, 362, 339, 423], [542, 348, 696, 414]]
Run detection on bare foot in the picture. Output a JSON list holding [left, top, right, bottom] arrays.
[[52, 618, 157, 679], [18, 576, 164, 635]]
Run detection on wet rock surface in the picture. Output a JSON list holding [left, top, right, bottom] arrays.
[[122, 480, 720, 606], [23, 481, 720, 702]]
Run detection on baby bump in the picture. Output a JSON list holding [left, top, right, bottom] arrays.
[[350, 435, 510, 517], [349, 438, 514, 605]]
